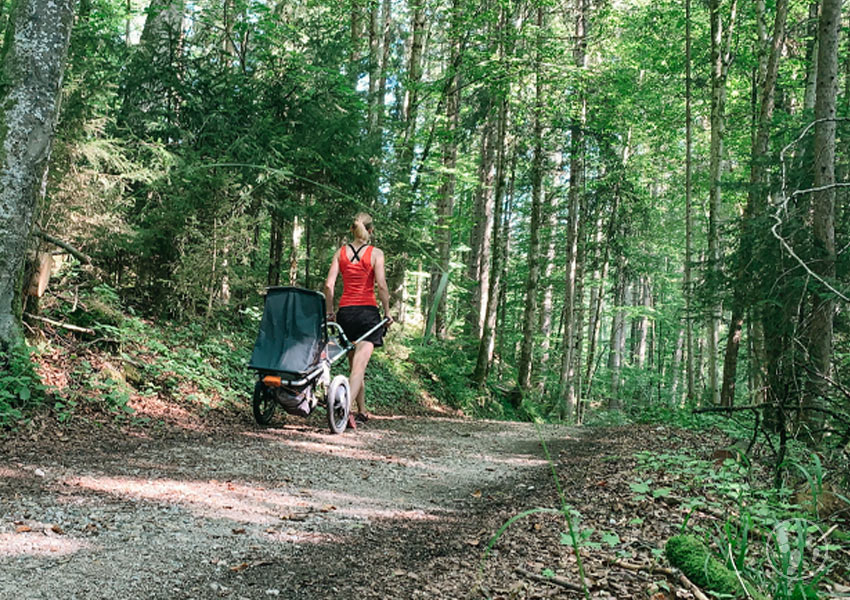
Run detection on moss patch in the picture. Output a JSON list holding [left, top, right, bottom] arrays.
[[665, 534, 766, 600]]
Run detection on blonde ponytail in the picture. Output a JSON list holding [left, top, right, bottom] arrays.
[[351, 212, 373, 241]]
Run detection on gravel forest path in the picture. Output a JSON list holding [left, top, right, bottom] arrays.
[[1, 415, 583, 599]]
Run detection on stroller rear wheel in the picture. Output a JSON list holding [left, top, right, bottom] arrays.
[[326, 375, 351, 434], [252, 381, 277, 425]]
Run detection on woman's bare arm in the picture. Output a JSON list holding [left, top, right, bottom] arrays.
[[324, 250, 340, 317], [373, 248, 391, 319]]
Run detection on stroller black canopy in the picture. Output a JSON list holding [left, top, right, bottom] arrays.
[[248, 287, 326, 377]]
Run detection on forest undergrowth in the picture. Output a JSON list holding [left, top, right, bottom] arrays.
[[2, 277, 849, 599]]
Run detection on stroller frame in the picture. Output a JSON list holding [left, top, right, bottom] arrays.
[[248, 286, 386, 433]]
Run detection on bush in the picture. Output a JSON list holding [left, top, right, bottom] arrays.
[[0, 343, 44, 426]]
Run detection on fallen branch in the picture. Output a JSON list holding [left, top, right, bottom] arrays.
[[514, 567, 587, 593], [33, 226, 91, 265], [605, 558, 710, 600], [24, 313, 95, 335]]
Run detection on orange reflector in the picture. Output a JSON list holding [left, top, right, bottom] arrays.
[[263, 376, 282, 387]]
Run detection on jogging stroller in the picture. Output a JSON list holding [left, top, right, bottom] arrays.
[[247, 286, 386, 433]]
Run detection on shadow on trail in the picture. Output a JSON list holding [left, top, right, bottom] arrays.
[[1, 416, 579, 599]]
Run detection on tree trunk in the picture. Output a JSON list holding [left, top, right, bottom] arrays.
[[139, 0, 184, 53], [806, 0, 841, 434], [376, 0, 391, 133], [684, 0, 695, 402], [583, 191, 617, 397], [517, 6, 546, 393], [350, 0, 365, 83], [720, 0, 788, 407], [607, 260, 628, 409], [0, 0, 75, 351], [572, 224, 587, 422], [804, 1, 820, 112], [558, 0, 587, 419], [670, 326, 686, 402], [537, 187, 559, 385], [288, 215, 303, 286], [496, 155, 516, 381], [473, 93, 510, 385], [426, 1, 460, 339], [635, 278, 651, 369], [367, 0, 381, 134], [466, 117, 497, 339], [386, 0, 427, 318], [267, 212, 283, 287], [707, 0, 738, 404]]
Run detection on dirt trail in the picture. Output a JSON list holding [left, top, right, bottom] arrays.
[[0, 416, 580, 599]]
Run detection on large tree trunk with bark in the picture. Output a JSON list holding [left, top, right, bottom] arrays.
[[706, 0, 738, 404], [537, 186, 558, 384], [426, 0, 461, 338], [607, 258, 628, 409], [557, 0, 587, 419], [684, 0, 695, 402], [720, 0, 787, 407], [472, 94, 509, 385], [367, 0, 381, 134], [386, 0, 427, 319], [517, 6, 546, 393], [0, 0, 75, 352], [465, 117, 497, 339], [806, 0, 841, 433]]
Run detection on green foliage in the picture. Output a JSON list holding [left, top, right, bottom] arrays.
[[409, 339, 490, 415], [665, 534, 760, 599], [0, 343, 44, 426]]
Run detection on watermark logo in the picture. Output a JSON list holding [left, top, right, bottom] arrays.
[[766, 518, 829, 582]]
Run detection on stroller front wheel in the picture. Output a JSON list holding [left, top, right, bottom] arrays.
[[326, 375, 351, 434], [252, 381, 277, 425]]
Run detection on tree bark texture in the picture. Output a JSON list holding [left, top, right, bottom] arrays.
[[537, 187, 558, 385], [558, 0, 587, 418], [466, 117, 496, 339], [426, 0, 460, 339], [0, 0, 75, 351], [806, 0, 840, 432], [607, 260, 628, 409], [473, 94, 509, 385], [583, 191, 617, 397], [386, 0, 427, 318], [720, 0, 788, 407], [367, 0, 381, 134], [707, 0, 737, 405], [684, 0, 695, 402], [517, 6, 545, 393]]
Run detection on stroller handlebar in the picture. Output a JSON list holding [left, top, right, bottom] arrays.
[[326, 318, 389, 367]]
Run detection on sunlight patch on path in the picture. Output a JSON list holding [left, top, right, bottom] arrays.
[[0, 529, 91, 558]]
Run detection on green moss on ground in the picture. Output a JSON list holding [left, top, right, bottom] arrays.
[[665, 534, 766, 600]]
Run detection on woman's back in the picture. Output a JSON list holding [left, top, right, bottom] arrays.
[[339, 244, 377, 307]]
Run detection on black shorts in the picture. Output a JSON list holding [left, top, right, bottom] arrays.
[[336, 305, 385, 347]]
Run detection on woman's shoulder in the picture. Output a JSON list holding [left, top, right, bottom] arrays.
[[369, 246, 384, 260]]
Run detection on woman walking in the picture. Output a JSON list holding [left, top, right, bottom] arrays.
[[324, 212, 392, 428]]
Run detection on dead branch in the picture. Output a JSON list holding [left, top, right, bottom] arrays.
[[24, 312, 95, 335], [33, 226, 91, 265], [513, 567, 587, 593], [605, 558, 711, 600]]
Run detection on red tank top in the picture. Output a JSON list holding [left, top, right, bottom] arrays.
[[339, 244, 377, 307]]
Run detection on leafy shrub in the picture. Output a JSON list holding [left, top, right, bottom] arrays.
[[0, 343, 44, 426]]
